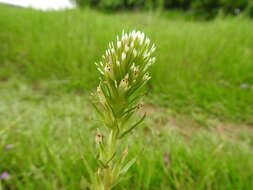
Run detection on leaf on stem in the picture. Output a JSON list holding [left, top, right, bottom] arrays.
[[119, 157, 137, 175], [119, 113, 146, 139]]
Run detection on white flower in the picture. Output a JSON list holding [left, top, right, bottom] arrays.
[[104, 63, 114, 79], [131, 30, 137, 40], [145, 38, 150, 45], [117, 41, 121, 48], [139, 32, 145, 45], [136, 31, 141, 39], [119, 74, 129, 92], [130, 41, 134, 48], [95, 30, 156, 95], [130, 63, 136, 70], [132, 66, 139, 77], [122, 52, 126, 61], [143, 51, 150, 59], [149, 57, 156, 65], [150, 44, 156, 53], [143, 73, 151, 81], [122, 33, 128, 41], [144, 57, 156, 71], [104, 64, 111, 72], [109, 42, 113, 49]]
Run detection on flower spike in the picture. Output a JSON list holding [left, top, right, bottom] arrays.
[[91, 30, 156, 190]]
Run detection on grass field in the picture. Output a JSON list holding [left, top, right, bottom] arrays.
[[1, 79, 253, 190], [0, 4, 253, 190], [1, 5, 253, 123]]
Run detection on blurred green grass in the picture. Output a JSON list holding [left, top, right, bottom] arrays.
[[0, 5, 253, 189], [0, 79, 253, 190], [1, 5, 253, 123]]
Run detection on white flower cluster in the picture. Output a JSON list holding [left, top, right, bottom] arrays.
[[93, 30, 156, 130], [94, 30, 156, 96]]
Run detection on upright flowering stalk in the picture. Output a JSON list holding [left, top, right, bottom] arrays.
[[91, 30, 156, 190]]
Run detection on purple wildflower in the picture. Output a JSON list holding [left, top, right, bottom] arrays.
[[5, 144, 14, 149], [0, 172, 10, 179]]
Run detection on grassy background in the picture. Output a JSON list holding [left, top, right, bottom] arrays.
[[0, 4, 253, 190], [1, 5, 253, 123], [1, 79, 253, 190]]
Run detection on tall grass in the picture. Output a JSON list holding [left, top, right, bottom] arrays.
[[0, 80, 253, 189], [0, 4, 253, 124]]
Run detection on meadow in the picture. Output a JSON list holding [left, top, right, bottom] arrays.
[[0, 4, 253, 190]]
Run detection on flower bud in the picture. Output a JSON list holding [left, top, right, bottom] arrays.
[[137, 103, 144, 111], [119, 74, 129, 93], [143, 73, 151, 81], [95, 133, 103, 144], [131, 64, 139, 78], [97, 85, 106, 104], [104, 63, 114, 79]]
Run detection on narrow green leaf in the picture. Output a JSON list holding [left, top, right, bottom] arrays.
[[91, 102, 104, 118], [119, 113, 146, 139], [120, 106, 137, 117], [119, 157, 137, 175], [97, 159, 108, 168]]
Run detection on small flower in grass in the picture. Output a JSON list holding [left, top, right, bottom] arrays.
[[5, 144, 14, 149], [0, 172, 10, 179]]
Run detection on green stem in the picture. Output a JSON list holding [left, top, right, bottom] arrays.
[[94, 128, 119, 190]]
